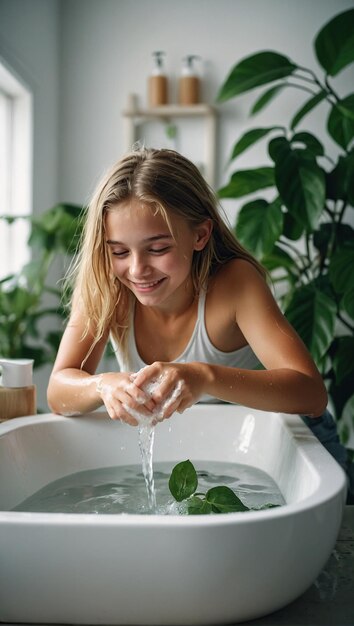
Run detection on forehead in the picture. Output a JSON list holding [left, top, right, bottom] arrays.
[[105, 198, 191, 240]]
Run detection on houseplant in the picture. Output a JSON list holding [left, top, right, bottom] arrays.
[[217, 8, 354, 442], [0, 203, 82, 367]]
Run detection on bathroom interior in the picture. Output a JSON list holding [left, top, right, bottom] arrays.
[[0, 0, 354, 624]]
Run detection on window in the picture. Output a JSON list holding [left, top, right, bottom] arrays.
[[0, 59, 33, 280]]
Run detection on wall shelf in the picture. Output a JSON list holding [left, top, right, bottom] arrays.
[[122, 95, 217, 186]]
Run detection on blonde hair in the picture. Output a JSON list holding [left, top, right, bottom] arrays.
[[68, 147, 266, 362]]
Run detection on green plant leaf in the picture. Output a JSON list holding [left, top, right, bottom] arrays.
[[333, 337, 354, 384], [168, 460, 198, 502], [205, 486, 249, 513], [282, 210, 305, 240], [329, 244, 354, 294], [342, 288, 354, 320], [326, 151, 354, 203], [250, 84, 287, 116], [329, 372, 354, 421], [269, 137, 325, 230], [262, 244, 297, 275], [235, 198, 283, 257], [229, 127, 283, 162], [313, 223, 354, 259], [187, 495, 212, 515], [285, 285, 337, 365], [327, 95, 354, 150], [217, 52, 297, 102], [218, 167, 275, 198], [290, 91, 328, 130], [291, 132, 324, 157], [314, 8, 354, 76]]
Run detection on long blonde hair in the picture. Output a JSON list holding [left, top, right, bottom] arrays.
[[68, 147, 266, 361]]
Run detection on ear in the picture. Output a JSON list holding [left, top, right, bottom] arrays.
[[194, 219, 213, 251]]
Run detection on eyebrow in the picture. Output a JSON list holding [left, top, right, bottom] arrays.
[[106, 234, 173, 245]]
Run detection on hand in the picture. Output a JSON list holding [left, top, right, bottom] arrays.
[[132, 361, 208, 422], [96, 372, 156, 425]]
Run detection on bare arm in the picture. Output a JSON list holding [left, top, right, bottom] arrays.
[[133, 261, 328, 418], [47, 306, 155, 422]]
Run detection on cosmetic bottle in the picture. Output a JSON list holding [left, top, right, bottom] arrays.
[[148, 51, 168, 107], [178, 55, 200, 105], [0, 358, 36, 420]]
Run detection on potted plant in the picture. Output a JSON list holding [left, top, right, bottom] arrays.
[[0, 203, 82, 367], [217, 8, 354, 443]]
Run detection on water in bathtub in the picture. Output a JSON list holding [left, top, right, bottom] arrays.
[[12, 459, 285, 515]]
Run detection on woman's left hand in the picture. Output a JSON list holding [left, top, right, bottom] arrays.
[[132, 361, 209, 421]]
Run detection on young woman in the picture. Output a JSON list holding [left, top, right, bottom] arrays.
[[48, 148, 351, 491]]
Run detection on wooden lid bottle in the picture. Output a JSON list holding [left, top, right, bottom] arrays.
[[0, 358, 37, 420], [178, 55, 200, 105], [148, 51, 168, 107]]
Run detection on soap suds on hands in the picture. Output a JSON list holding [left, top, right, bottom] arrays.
[[124, 370, 183, 426]]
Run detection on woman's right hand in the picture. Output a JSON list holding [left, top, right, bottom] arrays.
[[96, 372, 156, 425]]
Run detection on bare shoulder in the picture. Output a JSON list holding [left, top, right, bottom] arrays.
[[209, 258, 269, 301]]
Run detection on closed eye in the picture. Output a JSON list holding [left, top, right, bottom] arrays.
[[149, 246, 171, 254]]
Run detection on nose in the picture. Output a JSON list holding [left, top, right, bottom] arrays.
[[129, 252, 151, 278]]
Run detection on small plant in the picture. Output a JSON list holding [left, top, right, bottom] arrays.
[[168, 460, 278, 515], [0, 204, 82, 366], [217, 9, 354, 442]]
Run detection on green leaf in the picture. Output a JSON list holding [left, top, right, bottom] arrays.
[[262, 244, 297, 275], [326, 152, 354, 203], [313, 223, 354, 258], [329, 373, 354, 421], [342, 288, 354, 320], [333, 337, 354, 384], [314, 8, 354, 76], [291, 132, 324, 157], [235, 198, 283, 257], [329, 244, 354, 294], [250, 84, 287, 116], [229, 127, 283, 162], [217, 52, 297, 102], [269, 137, 325, 230], [282, 210, 305, 240], [168, 460, 198, 502], [285, 285, 337, 365], [218, 167, 275, 199], [205, 486, 249, 513], [290, 91, 328, 130], [327, 95, 354, 150], [187, 495, 212, 515]]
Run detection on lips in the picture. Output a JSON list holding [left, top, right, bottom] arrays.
[[130, 278, 165, 291]]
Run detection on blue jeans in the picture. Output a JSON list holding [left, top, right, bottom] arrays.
[[302, 410, 353, 504]]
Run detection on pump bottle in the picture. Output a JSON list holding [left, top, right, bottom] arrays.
[[178, 55, 200, 105], [148, 51, 168, 107], [0, 358, 37, 420]]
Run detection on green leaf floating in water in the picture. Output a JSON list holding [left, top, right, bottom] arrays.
[[205, 486, 249, 513], [168, 460, 198, 502], [168, 459, 251, 515]]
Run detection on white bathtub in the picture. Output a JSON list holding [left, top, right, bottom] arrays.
[[0, 405, 346, 625]]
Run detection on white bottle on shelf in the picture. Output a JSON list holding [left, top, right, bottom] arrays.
[[148, 51, 168, 107], [178, 55, 200, 105]]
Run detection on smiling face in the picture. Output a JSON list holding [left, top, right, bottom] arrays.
[[105, 198, 211, 310]]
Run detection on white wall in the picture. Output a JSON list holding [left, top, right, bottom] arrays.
[[0, 0, 60, 409], [0, 0, 353, 410], [58, 0, 354, 224], [0, 0, 60, 216]]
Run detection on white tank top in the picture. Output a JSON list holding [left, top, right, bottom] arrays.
[[111, 291, 260, 402]]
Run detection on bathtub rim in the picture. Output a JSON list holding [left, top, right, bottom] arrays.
[[0, 409, 347, 527]]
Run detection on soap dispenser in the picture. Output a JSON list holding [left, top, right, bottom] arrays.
[[148, 51, 168, 107], [178, 55, 200, 105], [0, 358, 36, 420]]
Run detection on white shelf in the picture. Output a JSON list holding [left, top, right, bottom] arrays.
[[122, 95, 217, 186]]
